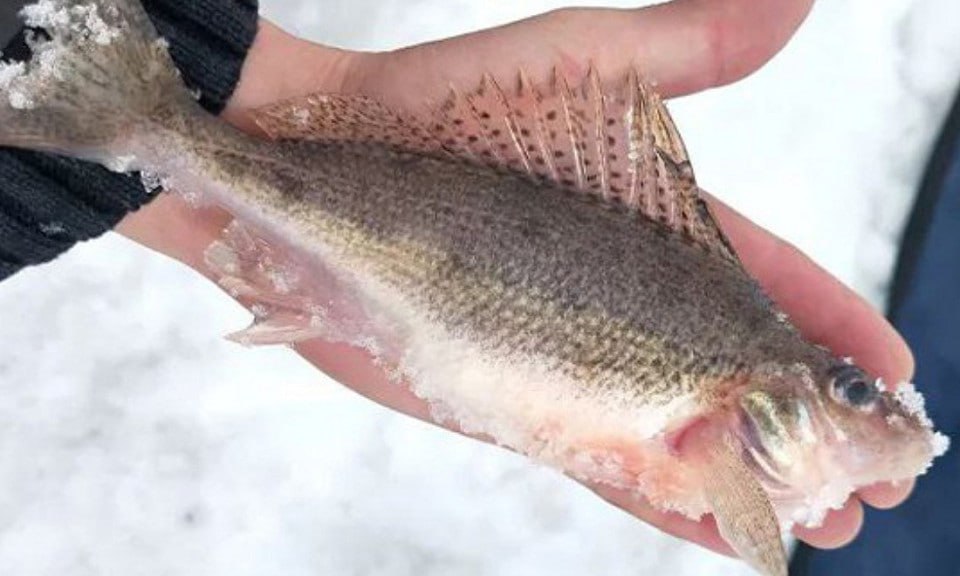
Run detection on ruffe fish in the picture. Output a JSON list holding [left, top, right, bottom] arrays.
[[0, 1, 948, 574]]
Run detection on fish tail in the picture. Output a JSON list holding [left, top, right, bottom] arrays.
[[0, 0, 198, 169]]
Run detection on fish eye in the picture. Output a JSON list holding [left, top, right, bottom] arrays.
[[829, 365, 879, 410]]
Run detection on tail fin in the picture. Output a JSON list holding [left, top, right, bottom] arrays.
[[0, 0, 196, 170]]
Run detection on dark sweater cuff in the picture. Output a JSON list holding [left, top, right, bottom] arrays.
[[145, 0, 260, 114], [0, 0, 260, 282]]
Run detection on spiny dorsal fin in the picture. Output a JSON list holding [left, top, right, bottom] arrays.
[[252, 68, 740, 264]]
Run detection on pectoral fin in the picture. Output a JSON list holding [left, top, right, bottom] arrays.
[[703, 436, 787, 576]]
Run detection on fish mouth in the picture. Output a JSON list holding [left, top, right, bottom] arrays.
[[737, 410, 791, 492]]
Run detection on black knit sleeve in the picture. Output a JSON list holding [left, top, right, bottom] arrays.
[[0, 0, 260, 282]]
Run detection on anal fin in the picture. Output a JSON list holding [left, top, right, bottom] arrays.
[[703, 435, 788, 576], [204, 221, 328, 347], [227, 309, 324, 347], [203, 220, 402, 362]]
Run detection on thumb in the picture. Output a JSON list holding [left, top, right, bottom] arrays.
[[224, 0, 816, 124], [350, 0, 815, 108]]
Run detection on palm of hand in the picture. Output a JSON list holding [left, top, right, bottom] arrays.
[[119, 0, 916, 558]]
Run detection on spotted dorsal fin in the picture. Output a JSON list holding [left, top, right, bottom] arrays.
[[253, 68, 740, 263], [254, 93, 446, 156]]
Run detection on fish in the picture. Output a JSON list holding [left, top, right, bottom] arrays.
[[0, 1, 948, 575]]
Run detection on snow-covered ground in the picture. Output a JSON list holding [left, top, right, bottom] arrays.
[[1, 1, 959, 575]]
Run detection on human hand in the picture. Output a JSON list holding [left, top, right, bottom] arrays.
[[118, 0, 916, 558]]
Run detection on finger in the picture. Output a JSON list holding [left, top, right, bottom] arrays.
[[590, 483, 735, 557], [295, 338, 435, 422], [115, 194, 230, 273], [858, 479, 916, 510], [792, 497, 864, 549], [353, 0, 814, 108], [705, 196, 915, 384]]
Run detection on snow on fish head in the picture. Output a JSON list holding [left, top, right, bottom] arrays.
[[733, 360, 948, 525]]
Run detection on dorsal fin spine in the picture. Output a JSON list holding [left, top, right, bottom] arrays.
[[588, 67, 611, 199], [556, 70, 587, 190], [487, 75, 534, 175], [519, 70, 560, 183], [441, 85, 477, 161], [627, 69, 653, 214], [642, 79, 663, 219], [626, 69, 642, 208], [446, 85, 485, 163]]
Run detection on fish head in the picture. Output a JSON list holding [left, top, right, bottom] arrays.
[[735, 360, 947, 523]]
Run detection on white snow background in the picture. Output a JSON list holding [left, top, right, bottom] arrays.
[[1, 1, 960, 575]]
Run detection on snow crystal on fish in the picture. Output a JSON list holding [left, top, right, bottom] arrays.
[[139, 170, 168, 195], [889, 383, 949, 458], [0, 5, 83, 109], [21, 1, 121, 45], [931, 432, 950, 458], [0, 62, 26, 89], [19, 0, 72, 30], [875, 378, 888, 392], [104, 154, 138, 173], [894, 383, 933, 427], [293, 107, 311, 126], [267, 268, 296, 295]]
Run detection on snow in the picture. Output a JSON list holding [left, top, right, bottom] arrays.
[[0, 54, 35, 108], [0, 1, 959, 575], [932, 432, 951, 459], [1, 1, 125, 109], [19, 0, 73, 31], [103, 154, 138, 172], [894, 382, 934, 429], [0, 61, 25, 89], [139, 170, 167, 195], [20, 1, 120, 46]]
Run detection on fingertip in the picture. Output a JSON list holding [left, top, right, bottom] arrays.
[[887, 326, 916, 384], [858, 479, 916, 510], [635, 0, 815, 95], [793, 497, 864, 550]]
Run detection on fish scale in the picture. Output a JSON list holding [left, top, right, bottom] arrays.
[[188, 133, 788, 395]]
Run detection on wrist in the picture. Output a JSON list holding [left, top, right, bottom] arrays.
[[222, 20, 367, 133]]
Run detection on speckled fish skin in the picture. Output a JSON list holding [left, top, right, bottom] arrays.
[[0, 2, 948, 576], [189, 130, 822, 401]]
